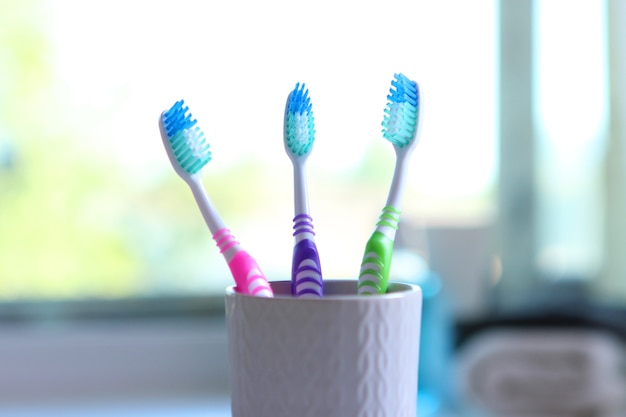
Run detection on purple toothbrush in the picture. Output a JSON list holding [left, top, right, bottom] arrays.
[[283, 83, 323, 297]]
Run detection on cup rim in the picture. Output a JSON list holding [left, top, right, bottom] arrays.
[[225, 279, 421, 301]]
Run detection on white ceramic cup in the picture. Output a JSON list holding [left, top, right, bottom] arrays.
[[225, 279, 422, 417]]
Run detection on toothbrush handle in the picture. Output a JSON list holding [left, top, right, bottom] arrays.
[[357, 206, 400, 295], [358, 231, 394, 295], [291, 215, 323, 297], [292, 239, 323, 297], [213, 228, 273, 297], [228, 250, 274, 297]]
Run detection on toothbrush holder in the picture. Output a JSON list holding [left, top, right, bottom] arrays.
[[225, 279, 423, 417]]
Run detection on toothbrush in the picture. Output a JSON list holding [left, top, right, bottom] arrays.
[[358, 74, 422, 295], [283, 83, 323, 297], [159, 100, 273, 297]]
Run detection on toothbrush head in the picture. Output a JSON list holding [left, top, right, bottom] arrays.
[[382, 73, 420, 149], [284, 83, 315, 158], [159, 100, 212, 176]]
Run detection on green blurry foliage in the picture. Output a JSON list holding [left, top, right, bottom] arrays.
[[0, 1, 141, 299]]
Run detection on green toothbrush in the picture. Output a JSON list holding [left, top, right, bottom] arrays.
[[358, 73, 422, 295]]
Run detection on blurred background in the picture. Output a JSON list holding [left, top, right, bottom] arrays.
[[1, 0, 625, 416]]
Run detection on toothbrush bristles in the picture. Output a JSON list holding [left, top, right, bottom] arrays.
[[162, 100, 212, 175], [163, 100, 198, 138], [382, 73, 419, 148], [285, 83, 315, 157]]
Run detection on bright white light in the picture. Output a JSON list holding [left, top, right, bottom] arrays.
[[45, 0, 497, 284], [536, 0, 608, 156], [48, 0, 496, 195], [535, 0, 608, 279]]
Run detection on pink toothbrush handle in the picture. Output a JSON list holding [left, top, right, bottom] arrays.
[[228, 251, 273, 297], [213, 228, 273, 297]]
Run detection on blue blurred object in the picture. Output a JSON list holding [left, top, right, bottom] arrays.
[[392, 249, 454, 417], [0, 139, 16, 171]]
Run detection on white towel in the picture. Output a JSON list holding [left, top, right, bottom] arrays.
[[455, 329, 626, 416]]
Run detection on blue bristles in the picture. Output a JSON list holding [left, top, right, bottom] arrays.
[[382, 73, 419, 148], [163, 100, 198, 137], [162, 100, 212, 175], [284, 83, 315, 157]]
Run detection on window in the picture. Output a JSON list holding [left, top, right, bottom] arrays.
[[534, 0, 609, 281], [0, 0, 497, 301], [495, 0, 626, 310]]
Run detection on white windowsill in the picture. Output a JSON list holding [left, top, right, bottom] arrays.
[[0, 316, 231, 413]]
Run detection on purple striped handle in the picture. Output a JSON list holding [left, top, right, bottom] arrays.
[[291, 214, 323, 297]]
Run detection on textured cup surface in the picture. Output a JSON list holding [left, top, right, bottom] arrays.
[[226, 279, 422, 417]]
